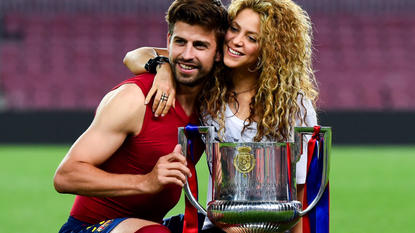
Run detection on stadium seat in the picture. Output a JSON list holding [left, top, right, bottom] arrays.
[[0, 13, 414, 111]]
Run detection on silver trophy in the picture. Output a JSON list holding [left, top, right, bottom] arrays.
[[178, 126, 331, 233]]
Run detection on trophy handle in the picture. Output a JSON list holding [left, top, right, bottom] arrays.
[[178, 126, 215, 216], [294, 126, 331, 216]]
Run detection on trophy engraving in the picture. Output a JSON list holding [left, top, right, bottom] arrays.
[[234, 146, 255, 177]]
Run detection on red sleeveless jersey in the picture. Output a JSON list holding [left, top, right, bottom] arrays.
[[70, 74, 204, 224]]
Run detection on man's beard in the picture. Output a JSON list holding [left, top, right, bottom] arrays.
[[170, 59, 212, 87]]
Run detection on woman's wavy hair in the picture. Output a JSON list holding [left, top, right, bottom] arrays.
[[200, 0, 319, 142]]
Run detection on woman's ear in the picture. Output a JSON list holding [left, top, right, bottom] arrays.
[[214, 50, 222, 62]]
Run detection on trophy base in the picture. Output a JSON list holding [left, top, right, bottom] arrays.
[[207, 200, 302, 233]]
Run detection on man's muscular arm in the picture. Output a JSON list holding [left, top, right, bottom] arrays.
[[53, 84, 190, 197]]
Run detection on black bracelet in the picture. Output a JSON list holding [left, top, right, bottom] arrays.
[[144, 56, 169, 74]]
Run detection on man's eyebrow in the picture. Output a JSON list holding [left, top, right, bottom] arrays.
[[173, 35, 211, 47], [193, 40, 211, 47], [173, 36, 187, 42]]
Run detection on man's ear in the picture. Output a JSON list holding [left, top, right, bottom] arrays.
[[214, 50, 222, 62], [167, 33, 171, 53]]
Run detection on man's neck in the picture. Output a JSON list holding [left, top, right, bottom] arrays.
[[176, 84, 204, 116]]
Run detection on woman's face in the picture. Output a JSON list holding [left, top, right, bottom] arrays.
[[223, 8, 261, 71]]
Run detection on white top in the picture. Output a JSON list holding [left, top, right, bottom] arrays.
[[202, 98, 317, 229]]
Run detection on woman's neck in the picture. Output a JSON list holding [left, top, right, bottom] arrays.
[[231, 68, 258, 92], [228, 68, 259, 121]]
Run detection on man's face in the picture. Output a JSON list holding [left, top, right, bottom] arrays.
[[167, 22, 221, 87]]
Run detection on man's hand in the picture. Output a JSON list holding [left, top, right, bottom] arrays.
[[142, 145, 190, 194]]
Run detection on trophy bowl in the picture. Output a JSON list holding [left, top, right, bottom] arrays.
[[179, 127, 331, 233]]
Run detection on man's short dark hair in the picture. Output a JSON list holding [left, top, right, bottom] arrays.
[[166, 0, 228, 52]]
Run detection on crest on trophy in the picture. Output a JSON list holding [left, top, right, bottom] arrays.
[[234, 146, 256, 177]]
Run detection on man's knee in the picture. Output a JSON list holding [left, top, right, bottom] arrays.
[[134, 224, 171, 233]]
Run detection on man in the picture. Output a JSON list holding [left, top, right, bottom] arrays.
[[53, 1, 228, 232]]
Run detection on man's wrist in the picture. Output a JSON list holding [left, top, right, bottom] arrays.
[[144, 56, 169, 74], [155, 61, 170, 73]]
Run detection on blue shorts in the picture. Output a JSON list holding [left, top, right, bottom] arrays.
[[58, 216, 128, 233], [59, 213, 209, 233]]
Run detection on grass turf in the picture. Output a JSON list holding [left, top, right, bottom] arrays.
[[0, 144, 414, 232]]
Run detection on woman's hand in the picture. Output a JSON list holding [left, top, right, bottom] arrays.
[[145, 63, 176, 117]]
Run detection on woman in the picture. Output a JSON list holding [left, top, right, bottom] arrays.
[[124, 0, 318, 232]]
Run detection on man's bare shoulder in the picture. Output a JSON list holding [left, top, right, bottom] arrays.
[[94, 83, 146, 135], [100, 84, 144, 108]]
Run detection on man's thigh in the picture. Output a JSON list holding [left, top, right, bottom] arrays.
[[110, 218, 159, 233]]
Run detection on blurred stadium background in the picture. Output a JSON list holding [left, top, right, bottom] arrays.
[[0, 1, 414, 233], [0, 0, 414, 144]]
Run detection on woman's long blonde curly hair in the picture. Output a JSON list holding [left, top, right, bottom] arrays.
[[199, 0, 318, 142]]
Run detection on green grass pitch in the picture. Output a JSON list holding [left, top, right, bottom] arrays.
[[0, 144, 414, 232]]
